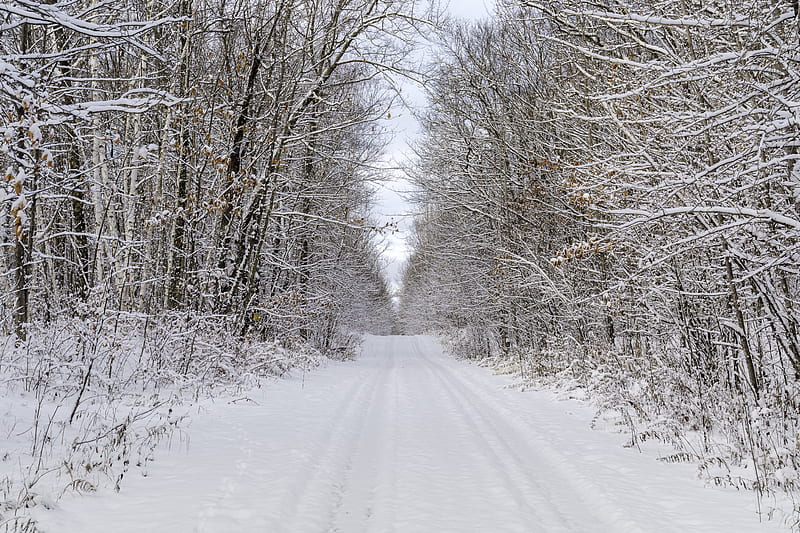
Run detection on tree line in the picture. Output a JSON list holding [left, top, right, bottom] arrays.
[[401, 0, 800, 498], [0, 0, 414, 349]]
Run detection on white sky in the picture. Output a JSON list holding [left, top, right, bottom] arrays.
[[372, 0, 493, 293]]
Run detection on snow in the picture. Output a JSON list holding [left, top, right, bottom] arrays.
[[12, 168, 25, 190], [27, 123, 42, 145], [33, 335, 791, 532], [11, 194, 26, 214]]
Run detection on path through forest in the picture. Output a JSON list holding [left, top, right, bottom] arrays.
[[35, 336, 789, 532]]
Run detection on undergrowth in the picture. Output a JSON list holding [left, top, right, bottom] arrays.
[[0, 313, 332, 532]]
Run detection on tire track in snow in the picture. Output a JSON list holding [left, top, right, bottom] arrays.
[[410, 337, 571, 532], [326, 340, 397, 533], [362, 335, 399, 533], [375, 339, 400, 532], [276, 359, 385, 531], [417, 337, 651, 533]]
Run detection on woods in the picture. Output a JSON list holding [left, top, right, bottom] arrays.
[[400, 0, 800, 505], [1, 0, 402, 346]]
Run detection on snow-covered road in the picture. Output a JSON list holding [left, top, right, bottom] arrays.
[[36, 335, 789, 532]]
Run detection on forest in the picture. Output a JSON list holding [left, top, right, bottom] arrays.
[[2, 0, 800, 530], [400, 0, 800, 515]]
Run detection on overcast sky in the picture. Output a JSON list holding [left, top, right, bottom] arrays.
[[372, 0, 493, 293]]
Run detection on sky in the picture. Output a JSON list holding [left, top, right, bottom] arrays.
[[372, 0, 493, 293]]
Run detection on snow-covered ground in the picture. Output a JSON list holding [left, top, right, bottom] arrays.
[[34, 335, 791, 532]]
